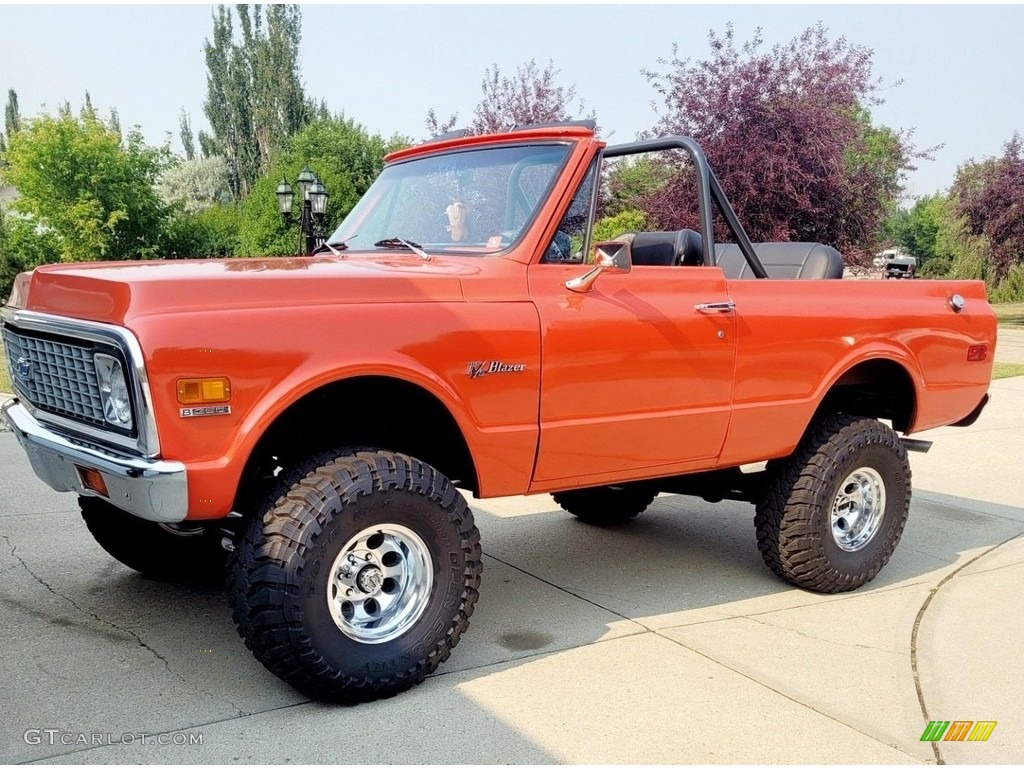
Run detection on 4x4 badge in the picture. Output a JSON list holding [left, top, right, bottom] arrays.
[[466, 361, 526, 379]]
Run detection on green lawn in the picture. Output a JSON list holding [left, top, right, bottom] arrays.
[[994, 303, 1024, 327], [0, 342, 10, 393], [994, 362, 1024, 380]]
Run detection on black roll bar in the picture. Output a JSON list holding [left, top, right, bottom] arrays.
[[604, 136, 769, 279]]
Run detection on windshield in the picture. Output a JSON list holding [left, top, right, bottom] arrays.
[[327, 143, 572, 255]]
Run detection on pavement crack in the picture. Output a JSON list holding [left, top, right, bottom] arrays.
[[484, 551, 653, 631], [910, 529, 1024, 766], [740, 614, 905, 656], [650, 631, 923, 762], [0, 532, 180, 680]]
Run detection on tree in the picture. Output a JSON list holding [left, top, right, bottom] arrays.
[[426, 59, 589, 137], [0, 205, 63, 301], [201, 4, 308, 199], [640, 24, 924, 265], [952, 133, 1024, 281], [237, 115, 408, 255], [888, 194, 945, 264], [4, 89, 21, 137], [162, 202, 242, 260], [157, 155, 233, 215], [1, 88, 21, 160], [603, 156, 674, 218], [179, 109, 196, 161], [1, 103, 170, 264]]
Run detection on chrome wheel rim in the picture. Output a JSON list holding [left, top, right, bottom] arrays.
[[327, 524, 433, 644], [831, 467, 886, 552]]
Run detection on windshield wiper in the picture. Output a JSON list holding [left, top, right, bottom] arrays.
[[311, 235, 357, 256], [374, 236, 431, 261]]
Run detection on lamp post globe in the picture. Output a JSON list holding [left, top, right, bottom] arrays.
[[275, 178, 294, 219], [309, 178, 329, 219], [297, 165, 316, 202]]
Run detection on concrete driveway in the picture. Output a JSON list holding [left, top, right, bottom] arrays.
[[996, 326, 1024, 364], [0, 379, 1021, 764]]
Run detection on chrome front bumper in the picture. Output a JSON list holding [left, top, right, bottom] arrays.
[[1, 398, 188, 523]]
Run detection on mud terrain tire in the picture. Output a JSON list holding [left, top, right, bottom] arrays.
[[755, 415, 911, 593], [229, 449, 481, 703]]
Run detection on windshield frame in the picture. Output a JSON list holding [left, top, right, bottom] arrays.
[[326, 140, 577, 258]]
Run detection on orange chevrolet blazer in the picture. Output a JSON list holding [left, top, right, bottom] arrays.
[[0, 122, 995, 702]]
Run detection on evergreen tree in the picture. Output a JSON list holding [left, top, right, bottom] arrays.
[[4, 89, 21, 137], [201, 4, 308, 199], [180, 109, 196, 161]]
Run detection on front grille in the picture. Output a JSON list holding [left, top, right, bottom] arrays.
[[1, 326, 107, 427]]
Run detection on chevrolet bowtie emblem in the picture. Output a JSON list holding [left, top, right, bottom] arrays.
[[15, 357, 31, 381]]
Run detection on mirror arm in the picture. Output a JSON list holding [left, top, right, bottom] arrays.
[[565, 266, 604, 293], [564, 240, 632, 293]]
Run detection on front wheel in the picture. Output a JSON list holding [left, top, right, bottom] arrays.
[[754, 415, 911, 593], [229, 449, 482, 703]]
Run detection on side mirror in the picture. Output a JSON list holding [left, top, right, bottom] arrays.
[[565, 241, 633, 293]]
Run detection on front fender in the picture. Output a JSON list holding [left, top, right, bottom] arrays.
[[129, 300, 542, 519]]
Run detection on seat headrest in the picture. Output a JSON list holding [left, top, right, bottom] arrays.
[[630, 231, 679, 266], [678, 229, 703, 266]]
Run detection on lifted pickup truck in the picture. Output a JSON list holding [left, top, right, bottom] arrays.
[[1, 121, 995, 703]]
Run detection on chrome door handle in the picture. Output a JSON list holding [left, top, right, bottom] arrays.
[[695, 301, 736, 313]]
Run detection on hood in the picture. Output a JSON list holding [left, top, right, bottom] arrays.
[[8, 254, 474, 325]]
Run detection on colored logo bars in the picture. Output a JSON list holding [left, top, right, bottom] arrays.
[[920, 720, 997, 742]]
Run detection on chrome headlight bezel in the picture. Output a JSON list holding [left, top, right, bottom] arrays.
[[2, 308, 160, 457], [94, 352, 135, 431]]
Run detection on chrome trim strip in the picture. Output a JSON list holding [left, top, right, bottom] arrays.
[[2, 398, 187, 523], [1, 307, 161, 457]]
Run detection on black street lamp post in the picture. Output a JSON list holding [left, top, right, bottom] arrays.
[[276, 165, 329, 255]]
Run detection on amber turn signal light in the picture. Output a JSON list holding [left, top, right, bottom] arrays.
[[77, 466, 109, 497], [177, 377, 232, 404]]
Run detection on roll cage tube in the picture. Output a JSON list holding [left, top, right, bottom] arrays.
[[604, 136, 769, 279]]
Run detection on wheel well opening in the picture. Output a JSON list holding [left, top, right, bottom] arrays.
[[815, 360, 916, 433], [233, 376, 479, 514]]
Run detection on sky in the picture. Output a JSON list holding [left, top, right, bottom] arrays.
[[1, 3, 1022, 199]]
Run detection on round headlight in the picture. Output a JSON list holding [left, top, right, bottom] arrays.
[[94, 353, 134, 430]]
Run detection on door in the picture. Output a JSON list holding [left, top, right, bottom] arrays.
[[528, 262, 737, 488]]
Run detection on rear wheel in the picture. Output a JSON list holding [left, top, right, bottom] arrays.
[[229, 449, 481, 703], [552, 485, 657, 526], [754, 415, 911, 593], [79, 497, 228, 582]]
